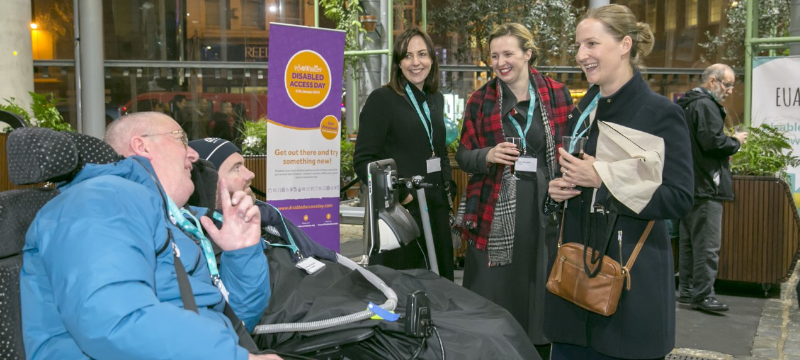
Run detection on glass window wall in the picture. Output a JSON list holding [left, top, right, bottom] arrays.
[[30, 0, 748, 141]]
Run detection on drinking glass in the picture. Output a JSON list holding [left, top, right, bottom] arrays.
[[505, 136, 522, 180], [563, 136, 587, 160]]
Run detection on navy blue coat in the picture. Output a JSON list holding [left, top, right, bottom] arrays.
[[543, 74, 694, 358]]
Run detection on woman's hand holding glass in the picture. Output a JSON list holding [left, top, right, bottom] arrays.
[[486, 141, 520, 165], [548, 177, 580, 202], [548, 148, 602, 202], [558, 147, 602, 188]]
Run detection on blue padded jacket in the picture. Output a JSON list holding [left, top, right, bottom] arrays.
[[20, 156, 270, 360]]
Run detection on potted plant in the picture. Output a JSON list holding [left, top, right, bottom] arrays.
[[0, 92, 75, 132], [319, 0, 371, 77], [731, 124, 800, 177], [718, 123, 800, 290], [340, 137, 359, 199], [238, 118, 268, 201]]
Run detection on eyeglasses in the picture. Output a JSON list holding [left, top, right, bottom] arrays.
[[141, 130, 188, 148], [713, 77, 735, 90]]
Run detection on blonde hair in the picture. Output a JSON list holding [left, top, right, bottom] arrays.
[[487, 23, 539, 66], [581, 4, 654, 71]]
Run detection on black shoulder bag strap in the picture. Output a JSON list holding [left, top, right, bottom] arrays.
[[169, 229, 261, 353], [169, 229, 200, 313], [134, 157, 261, 353], [583, 202, 619, 278]]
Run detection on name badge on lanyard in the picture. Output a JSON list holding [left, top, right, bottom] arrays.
[[426, 157, 441, 173], [406, 84, 439, 171], [516, 156, 537, 172], [508, 82, 537, 158], [296, 257, 326, 275]]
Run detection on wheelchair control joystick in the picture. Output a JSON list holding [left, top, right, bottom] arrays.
[[405, 290, 432, 338]]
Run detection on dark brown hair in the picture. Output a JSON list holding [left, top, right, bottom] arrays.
[[387, 28, 440, 95]]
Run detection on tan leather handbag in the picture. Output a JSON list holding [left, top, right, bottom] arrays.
[[546, 214, 654, 316]]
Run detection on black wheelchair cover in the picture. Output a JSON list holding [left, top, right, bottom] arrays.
[[256, 241, 539, 360]]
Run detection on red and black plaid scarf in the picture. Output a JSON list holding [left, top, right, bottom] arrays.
[[457, 67, 572, 250]]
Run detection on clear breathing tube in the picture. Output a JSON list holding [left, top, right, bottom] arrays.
[[252, 253, 398, 334]]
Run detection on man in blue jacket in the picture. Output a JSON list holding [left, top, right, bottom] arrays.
[[676, 64, 748, 313], [20, 112, 279, 360]]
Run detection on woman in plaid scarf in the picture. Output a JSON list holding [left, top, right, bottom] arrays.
[[454, 23, 572, 358]]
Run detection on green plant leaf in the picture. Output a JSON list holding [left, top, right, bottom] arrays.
[[340, 137, 355, 179], [0, 93, 73, 132], [238, 118, 268, 155], [731, 123, 799, 179]]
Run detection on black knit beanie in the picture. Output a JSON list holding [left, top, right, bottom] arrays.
[[188, 138, 241, 170]]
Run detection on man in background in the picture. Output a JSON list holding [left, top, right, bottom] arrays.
[[209, 101, 236, 142], [676, 64, 748, 313], [171, 94, 196, 138]]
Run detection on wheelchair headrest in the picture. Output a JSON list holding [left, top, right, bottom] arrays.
[[188, 158, 219, 210], [6, 128, 120, 185]]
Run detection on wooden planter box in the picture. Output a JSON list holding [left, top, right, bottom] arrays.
[[718, 176, 800, 285], [243, 155, 267, 202], [0, 133, 11, 192], [1, 133, 45, 192]]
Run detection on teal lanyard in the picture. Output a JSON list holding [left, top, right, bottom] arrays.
[[168, 199, 304, 270], [166, 197, 222, 281], [568, 93, 602, 153], [506, 82, 537, 154], [404, 84, 435, 156], [262, 203, 302, 259]]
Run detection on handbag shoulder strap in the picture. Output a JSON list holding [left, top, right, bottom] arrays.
[[558, 203, 657, 271], [623, 220, 655, 271], [557, 203, 566, 247]]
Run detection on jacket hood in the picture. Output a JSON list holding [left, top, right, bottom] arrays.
[[61, 156, 162, 193], [677, 87, 718, 108]]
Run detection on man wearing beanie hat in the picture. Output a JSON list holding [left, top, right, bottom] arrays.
[[189, 137, 255, 207], [189, 138, 336, 262]]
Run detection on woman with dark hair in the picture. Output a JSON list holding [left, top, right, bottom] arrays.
[[353, 27, 454, 281], [453, 23, 572, 358], [545, 4, 693, 359]]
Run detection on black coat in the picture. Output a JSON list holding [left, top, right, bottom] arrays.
[[354, 86, 452, 205], [353, 85, 455, 280], [676, 87, 740, 201], [543, 74, 694, 358]]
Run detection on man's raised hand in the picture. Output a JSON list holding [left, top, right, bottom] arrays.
[[200, 179, 261, 251]]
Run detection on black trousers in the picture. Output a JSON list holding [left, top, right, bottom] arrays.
[[404, 199, 455, 281], [678, 198, 723, 302]]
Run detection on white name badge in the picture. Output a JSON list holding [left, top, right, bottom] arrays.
[[296, 257, 326, 275], [516, 156, 538, 172], [426, 157, 441, 173]]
